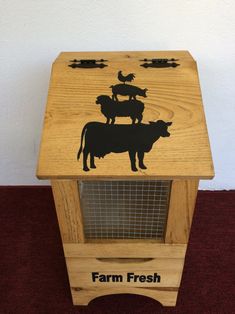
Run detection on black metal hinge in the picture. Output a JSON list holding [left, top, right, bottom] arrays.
[[140, 58, 180, 68], [69, 59, 108, 69]]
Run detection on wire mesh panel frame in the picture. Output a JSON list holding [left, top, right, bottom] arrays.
[[78, 180, 172, 240]]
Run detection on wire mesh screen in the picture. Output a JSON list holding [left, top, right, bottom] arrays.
[[78, 180, 171, 240]]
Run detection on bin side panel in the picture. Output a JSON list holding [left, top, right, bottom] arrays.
[[165, 179, 199, 244], [51, 180, 85, 243]]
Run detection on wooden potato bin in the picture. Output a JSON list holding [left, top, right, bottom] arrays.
[[37, 51, 214, 306]]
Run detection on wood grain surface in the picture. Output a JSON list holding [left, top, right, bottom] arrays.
[[68, 270, 182, 288], [165, 179, 199, 243], [71, 286, 178, 306], [65, 257, 184, 288], [63, 243, 186, 258], [37, 51, 214, 180], [65, 257, 184, 272], [51, 180, 85, 242]]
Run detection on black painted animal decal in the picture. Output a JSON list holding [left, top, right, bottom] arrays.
[[96, 95, 144, 124], [77, 70, 173, 172], [110, 84, 148, 101], [77, 121, 172, 172], [118, 71, 135, 84]]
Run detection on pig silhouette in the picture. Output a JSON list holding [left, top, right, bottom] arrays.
[[110, 83, 148, 101]]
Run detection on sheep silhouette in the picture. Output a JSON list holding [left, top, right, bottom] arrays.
[[96, 95, 144, 124]]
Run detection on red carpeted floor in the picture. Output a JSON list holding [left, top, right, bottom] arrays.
[[0, 187, 234, 314]]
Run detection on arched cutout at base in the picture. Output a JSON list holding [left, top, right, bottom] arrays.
[[71, 286, 178, 307]]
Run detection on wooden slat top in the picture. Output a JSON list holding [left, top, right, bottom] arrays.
[[37, 51, 214, 180]]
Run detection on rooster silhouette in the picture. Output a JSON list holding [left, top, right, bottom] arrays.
[[118, 71, 135, 84]]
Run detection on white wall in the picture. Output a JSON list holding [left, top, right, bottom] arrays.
[[0, 0, 234, 189]]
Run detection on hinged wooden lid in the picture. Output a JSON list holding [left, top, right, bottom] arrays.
[[37, 51, 214, 180]]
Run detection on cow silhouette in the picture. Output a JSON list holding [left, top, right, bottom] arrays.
[[110, 83, 148, 101], [77, 120, 172, 172], [96, 95, 144, 124]]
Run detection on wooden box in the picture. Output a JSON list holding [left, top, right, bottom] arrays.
[[37, 51, 214, 306]]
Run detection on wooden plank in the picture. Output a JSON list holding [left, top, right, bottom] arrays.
[[86, 239, 163, 243], [67, 270, 182, 288], [65, 257, 184, 288], [71, 286, 178, 306], [56, 50, 194, 62], [63, 243, 186, 258], [165, 179, 199, 244], [37, 50, 214, 180], [51, 180, 85, 243], [65, 257, 184, 272]]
